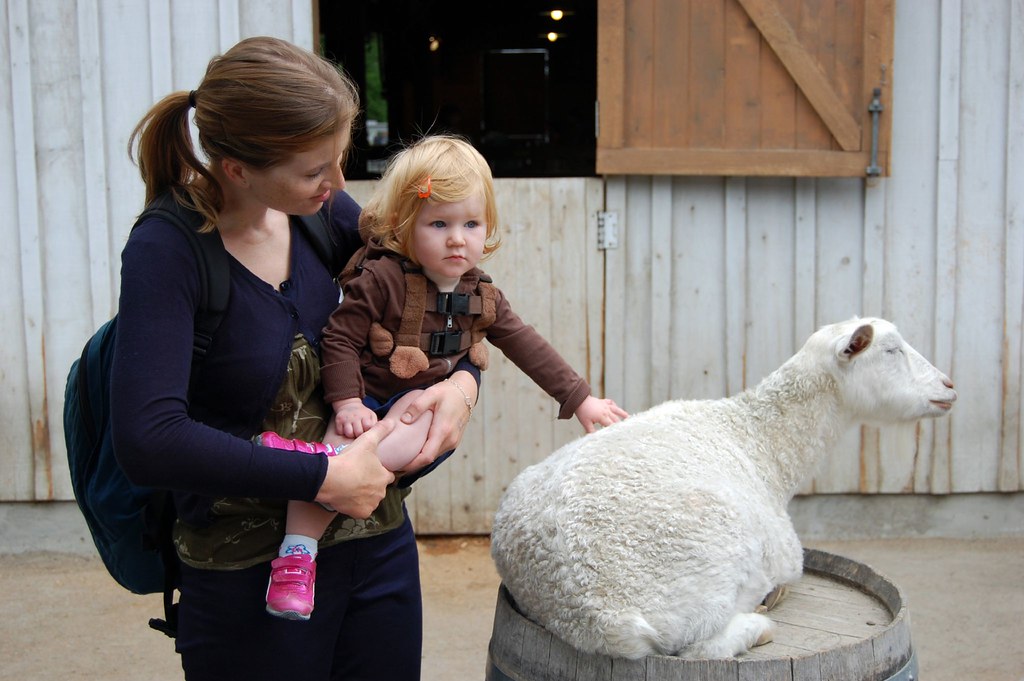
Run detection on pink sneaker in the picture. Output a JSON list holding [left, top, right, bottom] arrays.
[[255, 432, 343, 456], [265, 554, 317, 620]]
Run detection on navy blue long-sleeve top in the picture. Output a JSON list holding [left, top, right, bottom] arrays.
[[110, 193, 364, 523]]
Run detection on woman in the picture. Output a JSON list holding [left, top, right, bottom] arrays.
[[110, 36, 478, 680]]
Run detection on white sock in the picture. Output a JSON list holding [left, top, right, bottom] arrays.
[[280, 534, 318, 559]]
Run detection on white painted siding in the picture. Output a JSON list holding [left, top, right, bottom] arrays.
[[1, 1, 1021, 533], [0, 0, 314, 501]]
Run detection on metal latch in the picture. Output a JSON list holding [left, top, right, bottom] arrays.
[[597, 211, 619, 250], [866, 87, 883, 177]]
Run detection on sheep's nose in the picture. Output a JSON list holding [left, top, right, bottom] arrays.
[[941, 375, 957, 403]]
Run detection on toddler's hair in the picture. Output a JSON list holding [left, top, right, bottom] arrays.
[[360, 135, 502, 262]]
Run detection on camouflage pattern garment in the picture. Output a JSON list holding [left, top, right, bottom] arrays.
[[176, 334, 408, 570]]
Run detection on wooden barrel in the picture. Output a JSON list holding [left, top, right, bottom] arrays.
[[486, 549, 917, 681]]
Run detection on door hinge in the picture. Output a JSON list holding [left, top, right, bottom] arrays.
[[597, 211, 619, 250]]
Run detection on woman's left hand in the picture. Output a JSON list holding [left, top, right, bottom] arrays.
[[398, 371, 476, 471]]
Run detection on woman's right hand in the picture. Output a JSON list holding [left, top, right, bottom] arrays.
[[315, 420, 396, 518]]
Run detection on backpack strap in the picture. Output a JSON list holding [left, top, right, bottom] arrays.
[[137, 194, 230, 376], [297, 211, 342, 276], [146, 489, 180, 639]]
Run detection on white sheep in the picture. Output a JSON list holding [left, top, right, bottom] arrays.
[[490, 317, 956, 660]]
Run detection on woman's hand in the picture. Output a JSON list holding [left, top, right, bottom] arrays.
[[397, 371, 476, 472], [315, 420, 396, 518]]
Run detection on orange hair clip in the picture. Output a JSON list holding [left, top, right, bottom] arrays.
[[417, 176, 432, 199]]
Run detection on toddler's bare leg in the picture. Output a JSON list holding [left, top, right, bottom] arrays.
[[284, 500, 337, 543], [376, 390, 432, 472]]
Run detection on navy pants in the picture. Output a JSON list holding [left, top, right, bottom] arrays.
[[175, 513, 422, 681]]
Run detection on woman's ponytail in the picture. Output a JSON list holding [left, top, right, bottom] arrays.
[[128, 91, 220, 227]]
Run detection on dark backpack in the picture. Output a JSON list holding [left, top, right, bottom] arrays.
[[63, 193, 339, 637]]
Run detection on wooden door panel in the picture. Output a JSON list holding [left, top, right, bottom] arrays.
[[598, 0, 894, 176]]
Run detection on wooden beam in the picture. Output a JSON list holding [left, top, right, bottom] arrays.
[[598, 147, 871, 177]]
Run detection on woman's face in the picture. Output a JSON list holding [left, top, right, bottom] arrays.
[[243, 129, 350, 215]]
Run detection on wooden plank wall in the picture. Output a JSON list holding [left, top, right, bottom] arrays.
[[1, 1, 1022, 533], [602, 0, 1024, 496], [0, 0, 315, 501]]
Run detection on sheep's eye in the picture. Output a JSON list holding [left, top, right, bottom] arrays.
[[886, 346, 903, 355]]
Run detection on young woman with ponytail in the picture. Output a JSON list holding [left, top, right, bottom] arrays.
[[110, 36, 478, 680]]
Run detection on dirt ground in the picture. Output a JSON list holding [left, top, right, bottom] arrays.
[[1, 536, 1022, 681]]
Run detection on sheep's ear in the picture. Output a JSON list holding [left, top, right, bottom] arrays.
[[838, 324, 874, 362]]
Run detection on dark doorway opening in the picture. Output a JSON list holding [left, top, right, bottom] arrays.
[[319, 0, 597, 179]]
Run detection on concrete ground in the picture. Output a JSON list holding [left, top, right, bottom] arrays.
[[1, 535, 1022, 681]]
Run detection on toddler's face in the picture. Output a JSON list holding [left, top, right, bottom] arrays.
[[412, 193, 487, 291]]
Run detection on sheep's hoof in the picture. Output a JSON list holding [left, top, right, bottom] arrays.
[[754, 628, 774, 647], [761, 585, 788, 611]]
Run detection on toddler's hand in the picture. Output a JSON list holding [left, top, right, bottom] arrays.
[[575, 396, 629, 434], [333, 399, 379, 439]]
